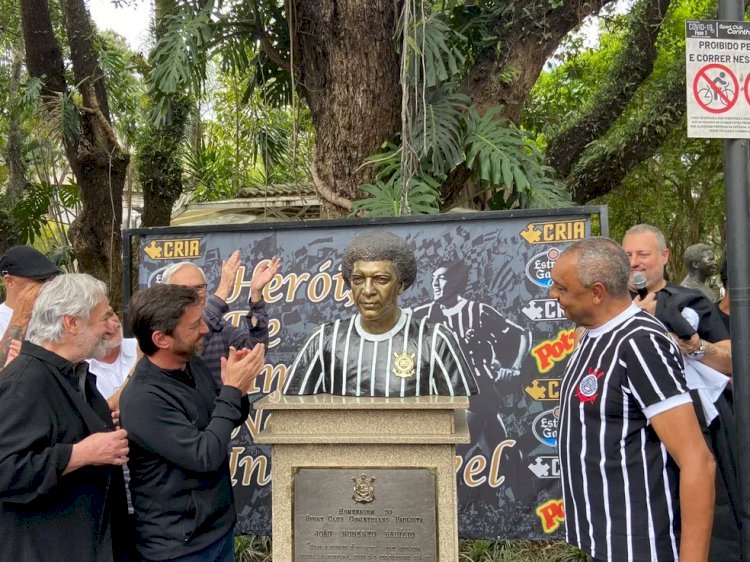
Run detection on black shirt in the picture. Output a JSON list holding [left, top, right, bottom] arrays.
[[120, 356, 249, 560]]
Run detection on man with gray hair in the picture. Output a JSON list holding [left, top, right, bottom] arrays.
[[550, 237, 715, 562], [161, 250, 280, 387], [283, 231, 477, 397], [0, 273, 130, 561]]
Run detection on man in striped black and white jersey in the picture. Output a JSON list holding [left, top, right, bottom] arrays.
[[283, 232, 478, 397], [550, 237, 715, 562]]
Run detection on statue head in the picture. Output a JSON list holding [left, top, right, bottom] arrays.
[[341, 232, 417, 334], [683, 244, 716, 278]]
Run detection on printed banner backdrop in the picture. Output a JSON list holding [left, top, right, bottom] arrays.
[[125, 207, 607, 539]]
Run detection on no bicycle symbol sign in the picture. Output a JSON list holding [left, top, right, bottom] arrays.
[[693, 63, 739, 113], [686, 20, 750, 138]]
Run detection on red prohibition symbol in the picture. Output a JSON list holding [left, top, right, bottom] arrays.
[[693, 63, 739, 114]]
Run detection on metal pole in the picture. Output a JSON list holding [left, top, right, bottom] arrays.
[[719, 2, 750, 561]]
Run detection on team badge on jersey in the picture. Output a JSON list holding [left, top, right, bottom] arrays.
[[575, 367, 605, 403], [393, 351, 416, 378]]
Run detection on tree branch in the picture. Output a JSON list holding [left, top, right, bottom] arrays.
[[458, 0, 612, 123], [546, 0, 672, 178], [568, 58, 686, 203]]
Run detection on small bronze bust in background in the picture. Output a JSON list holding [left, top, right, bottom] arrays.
[[283, 231, 478, 397], [680, 243, 718, 301]]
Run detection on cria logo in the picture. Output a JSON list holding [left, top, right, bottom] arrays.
[[536, 499, 565, 533], [531, 328, 575, 373], [143, 239, 203, 260], [532, 406, 559, 447], [520, 219, 586, 244], [525, 248, 560, 288], [522, 298, 566, 322], [528, 456, 560, 479], [524, 378, 561, 401]]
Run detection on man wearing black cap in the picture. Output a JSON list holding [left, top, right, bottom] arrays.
[[0, 246, 60, 365]]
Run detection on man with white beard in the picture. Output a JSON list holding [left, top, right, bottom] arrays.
[[0, 274, 131, 561], [88, 311, 140, 408]]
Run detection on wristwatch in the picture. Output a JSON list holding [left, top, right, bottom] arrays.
[[686, 339, 706, 360]]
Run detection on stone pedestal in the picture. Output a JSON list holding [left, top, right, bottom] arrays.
[[254, 392, 470, 562]]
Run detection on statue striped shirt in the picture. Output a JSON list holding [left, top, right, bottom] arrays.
[[282, 310, 478, 397], [558, 304, 690, 562]]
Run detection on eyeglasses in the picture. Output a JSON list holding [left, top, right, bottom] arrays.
[[189, 283, 208, 292]]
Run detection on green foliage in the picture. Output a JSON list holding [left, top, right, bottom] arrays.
[[353, 0, 567, 216], [97, 31, 146, 147], [413, 87, 470, 175], [10, 181, 81, 244], [351, 143, 441, 216], [149, 2, 213, 124], [234, 535, 271, 561], [183, 137, 236, 201], [230, 537, 588, 561], [459, 539, 589, 561], [402, 13, 467, 87]]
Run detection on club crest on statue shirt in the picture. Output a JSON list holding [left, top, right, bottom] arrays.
[[392, 351, 416, 379]]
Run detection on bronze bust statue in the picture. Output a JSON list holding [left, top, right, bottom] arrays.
[[282, 231, 478, 397], [680, 243, 718, 301]]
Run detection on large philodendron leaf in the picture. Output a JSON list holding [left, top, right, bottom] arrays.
[[149, 3, 213, 124], [403, 13, 466, 88], [412, 87, 469, 176], [464, 106, 571, 209]]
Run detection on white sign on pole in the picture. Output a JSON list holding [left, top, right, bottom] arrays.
[[686, 19, 750, 138]]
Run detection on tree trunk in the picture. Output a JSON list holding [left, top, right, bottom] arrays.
[[459, 0, 611, 124], [293, 0, 402, 217], [21, 0, 129, 309], [137, 0, 191, 227]]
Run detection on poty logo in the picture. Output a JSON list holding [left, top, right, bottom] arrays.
[[143, 238, 203, 260], [525, 248, 560, 288], [519, 220, 586, 244], [532, 406, 560, 448], [522, 298, 566, 322], [524, 378, 561, 401], [536, 499, 565, 533], [528, 456, 560, 479], [531, 328, 575, 373]]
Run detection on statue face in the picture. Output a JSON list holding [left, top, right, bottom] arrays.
[[698, 250, 717, 276], [350, 260, 402, 332]]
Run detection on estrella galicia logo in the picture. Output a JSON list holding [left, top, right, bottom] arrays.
[[525, 248, 560, 288], [532, 406, 560, 447]]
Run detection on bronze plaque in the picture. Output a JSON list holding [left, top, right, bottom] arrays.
[[293, 468, 437, 561]]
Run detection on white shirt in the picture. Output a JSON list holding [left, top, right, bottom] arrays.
[[88, 338, 139, 399], [0, 303, 13, 340]]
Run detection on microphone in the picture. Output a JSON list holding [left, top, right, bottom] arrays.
[[632, 272, 648, 300]]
